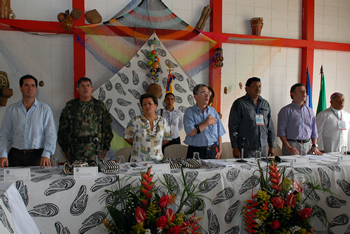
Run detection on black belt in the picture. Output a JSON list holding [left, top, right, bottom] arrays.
[[190, 144, 217, 151], [13, 148, 42, 154], [287, 139, 310, 143]]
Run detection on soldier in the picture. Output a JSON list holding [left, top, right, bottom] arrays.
[[57, 77, 113, 163]]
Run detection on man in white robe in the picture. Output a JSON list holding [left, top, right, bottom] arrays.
[[316, 92, 350, 153]]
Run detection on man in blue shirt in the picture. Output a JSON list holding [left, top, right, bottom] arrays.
[[0, 75, 57, 167], [277, 83, 322, 155], [184, 84, 226, 159]]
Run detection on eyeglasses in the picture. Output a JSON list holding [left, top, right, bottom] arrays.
[[199, 91, 212, 96]]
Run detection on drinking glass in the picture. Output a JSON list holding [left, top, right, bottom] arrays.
[[341, 146, 347, 155], [52, 158, 59, 168], [300, 148, 307, 156], [254, 150, 261, 160], [193, 152, 200, 161], [118, 155, 126, 164]]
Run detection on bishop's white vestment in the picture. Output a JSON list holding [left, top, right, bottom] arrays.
[[316, 107, 350, 153]]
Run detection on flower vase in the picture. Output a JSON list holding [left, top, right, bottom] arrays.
[[250, 17, 263, 36]]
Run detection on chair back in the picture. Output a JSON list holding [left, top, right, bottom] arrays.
[[164, 144, 188, 158], [221, 142, 234, 159], [115, 147, 132, 162]]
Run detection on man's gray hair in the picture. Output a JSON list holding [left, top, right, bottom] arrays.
[[331, 92, 344, 101], [193, 84, 209, 95]]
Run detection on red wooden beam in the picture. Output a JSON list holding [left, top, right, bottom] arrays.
[[314, 41, 350, 51], [73, 0, 86, 98], [209, 0, 223, 112], [0, 19, 69, 34], [301, 0, 315, 87]]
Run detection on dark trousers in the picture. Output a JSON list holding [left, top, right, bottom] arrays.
[[8, 148, 43, 167], [186, 145, 217, 159], [162, 137, 181, 154]]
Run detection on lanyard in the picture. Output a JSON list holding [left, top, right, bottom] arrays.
[[256, 100, 261, 114], [331, 108, 342, 120], [169, 110, 174, 126]]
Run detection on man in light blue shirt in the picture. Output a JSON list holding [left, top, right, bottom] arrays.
[[0, 75, 57, 167], [184, 84, 226, 159]]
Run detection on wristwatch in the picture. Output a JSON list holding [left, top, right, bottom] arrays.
[[312, 144, 318, 148], [195, 125, 201, 134]]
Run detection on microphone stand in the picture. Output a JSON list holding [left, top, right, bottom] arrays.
[[93, 137, 100, 167], [236, 136, 247, 163], [233, 132, 248, 163]]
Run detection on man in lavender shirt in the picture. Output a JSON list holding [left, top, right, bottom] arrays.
[[277, 83, 322, 156]]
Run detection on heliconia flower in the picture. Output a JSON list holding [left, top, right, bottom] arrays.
[[271, 196, 284, 209], [141, 173, 154, 183], [139, 199, 148, 206], [286, 193, 296, 208], [135, 207, 147, 224], [269, 161, 278, 173], [270, 178, 281, 185], [141, 188, 152, 199], [271, 184, 282, 192], [270, 220, 281, 229], [146, 167, 151, 177], [269, 172, 280, 179], [143, 181, 155, 191], [159, 194, 170, 208]]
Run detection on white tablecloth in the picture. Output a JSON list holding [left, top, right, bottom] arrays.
[[0, 155, 350, 234]]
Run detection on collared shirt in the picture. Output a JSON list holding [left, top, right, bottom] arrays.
[[183, 105, 226, 147], [228, 94, 275, 149], [124, 115, 172, 162], [0, 99, 57, 158], [316, 107, 350, 152], [156, 108, 183, 139], [277, 102, 318, 140]]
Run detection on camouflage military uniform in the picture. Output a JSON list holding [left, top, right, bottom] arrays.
[[57, 98, 113, 162]]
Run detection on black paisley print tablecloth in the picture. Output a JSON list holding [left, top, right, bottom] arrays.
[[0, 159, 350, 234]]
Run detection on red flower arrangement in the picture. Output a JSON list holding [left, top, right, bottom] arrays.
[[102, 167, 203, 234], [243, 160, 330, 234]]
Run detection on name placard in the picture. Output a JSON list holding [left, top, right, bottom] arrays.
[[151, 163, 170, 174], [337, 156, 350, 165], [290, 157, 309, 167], [74, 167, 98, 179], [4, 168, 31, 181]]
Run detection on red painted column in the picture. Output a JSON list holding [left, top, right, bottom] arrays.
[[73, 0, 86, 98], [209, 0, 223, 112], [301, 0, 315, 87]]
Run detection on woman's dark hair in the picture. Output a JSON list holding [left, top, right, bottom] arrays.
[[140, 93, 158, 106]]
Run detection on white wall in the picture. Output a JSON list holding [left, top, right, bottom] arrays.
[[0, 0, 349, 160]]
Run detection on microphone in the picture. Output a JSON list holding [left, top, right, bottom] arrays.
[[233, 132, 245, 141], [93, 137, 99, 145], [233, 132, 247, 163]]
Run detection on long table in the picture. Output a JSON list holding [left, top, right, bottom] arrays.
[[1, 155, 350, 234]]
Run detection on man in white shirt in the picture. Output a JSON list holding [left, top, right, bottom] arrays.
[[156, 93, 184, 153], [316, 92, 350, 153], [0, 75, 57, 167]]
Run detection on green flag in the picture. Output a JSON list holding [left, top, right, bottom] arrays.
[[316, 66, 327, 115]]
